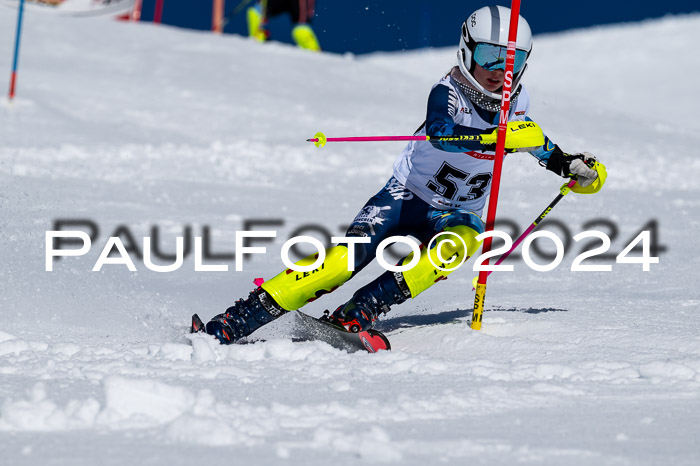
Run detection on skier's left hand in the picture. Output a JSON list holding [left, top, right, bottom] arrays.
[[547, 149, 607, 194], [567, 152, 599, 187]]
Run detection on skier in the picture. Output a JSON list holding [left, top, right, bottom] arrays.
[[204, 5, 606, 344], [247, 0, 321, 51]]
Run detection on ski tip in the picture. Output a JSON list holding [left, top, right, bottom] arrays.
[[359, 330, 391, 353], [191, 313, 205, 334]]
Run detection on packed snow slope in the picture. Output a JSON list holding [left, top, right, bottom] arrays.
[[1, 10, 700, 466]]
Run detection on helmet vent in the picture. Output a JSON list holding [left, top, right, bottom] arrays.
[[488, 5, 501, 43]]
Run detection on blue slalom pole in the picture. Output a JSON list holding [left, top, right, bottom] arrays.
[[8, 0, 26, 101]]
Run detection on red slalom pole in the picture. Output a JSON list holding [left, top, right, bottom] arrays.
[[471, 0, 522, 330], [132, 0, 143, 21], [213, 0, 224, 33], [154, 0, 165, 24]]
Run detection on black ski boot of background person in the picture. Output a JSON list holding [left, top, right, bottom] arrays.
[[205, 287, 285, 344]]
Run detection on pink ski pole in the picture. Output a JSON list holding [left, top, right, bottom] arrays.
[[307, 131, 482, 148], [472, 179, 577, 290]]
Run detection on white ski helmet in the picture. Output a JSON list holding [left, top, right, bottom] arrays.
[[458, 5, 533, 100]]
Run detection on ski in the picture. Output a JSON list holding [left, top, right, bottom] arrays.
[[190, 313, 206, 333], [191, 312, 390, 353], [295, 311, 391, 353]]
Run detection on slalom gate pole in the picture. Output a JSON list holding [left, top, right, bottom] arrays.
[[8, 0, 25, 101], [132, 0, 143, 21], [471, 0, 522, 331], [471, 179, 577, 290], [213, 0, 225, 33], [153, 0, 164, 24]]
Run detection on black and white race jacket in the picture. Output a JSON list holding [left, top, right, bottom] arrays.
[[392, 70, 556, 216]]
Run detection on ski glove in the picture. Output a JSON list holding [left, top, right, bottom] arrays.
[[568, 154, 599, 187], [546, 149, 599, 187]]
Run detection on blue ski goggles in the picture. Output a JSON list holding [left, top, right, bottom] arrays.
[[473, 43, 528, 73]]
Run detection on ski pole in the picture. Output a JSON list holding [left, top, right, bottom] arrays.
[[221, 0, 257, 28], [471, 179, 577, 290], [307, 131, 485, 148]]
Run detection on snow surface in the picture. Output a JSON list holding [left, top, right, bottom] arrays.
[[1, 10, 700, 466]]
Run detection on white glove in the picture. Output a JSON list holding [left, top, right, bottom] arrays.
[[567, 152, 598, 187]]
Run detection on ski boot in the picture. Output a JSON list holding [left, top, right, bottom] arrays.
[[291, 24, 321, 51], [329, 271, 410, 333], [246, 4, 269, 42], [205, 287, 285, 344]]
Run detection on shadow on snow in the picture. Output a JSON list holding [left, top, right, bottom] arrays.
[[375, 307, 568, 332]]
